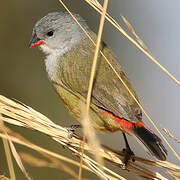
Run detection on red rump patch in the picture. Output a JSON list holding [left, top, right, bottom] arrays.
[[102, 110, 133, 132], [134, 121, 144, 128], [30, 40, 45, 48]]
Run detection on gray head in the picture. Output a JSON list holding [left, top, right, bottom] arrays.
[[29, 12, 89, 56]]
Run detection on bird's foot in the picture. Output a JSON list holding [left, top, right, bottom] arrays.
[[121, 147, 135, 169], [121, 132, 135, 169], [65, 124, 81, 138]]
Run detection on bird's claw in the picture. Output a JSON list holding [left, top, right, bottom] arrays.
[[121, 147, 135, 169], [65, 124, 81, 138]]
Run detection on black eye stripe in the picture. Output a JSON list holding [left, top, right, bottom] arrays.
[[47, 31, 54, 36]]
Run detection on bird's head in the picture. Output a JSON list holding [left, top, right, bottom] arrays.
[[29, 12, 89, 56]]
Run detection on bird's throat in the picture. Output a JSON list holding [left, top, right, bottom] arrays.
[[41, 44, 69, 81], [44, 52, 60, 81]]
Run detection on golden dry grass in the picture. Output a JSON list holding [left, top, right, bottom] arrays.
[[1, 0, 180, 179], [0, 95, 180, 179]]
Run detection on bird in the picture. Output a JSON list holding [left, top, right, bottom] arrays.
[[29, 11, 167, 166]]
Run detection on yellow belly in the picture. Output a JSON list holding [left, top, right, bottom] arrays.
[[53, 82, 121, 133]]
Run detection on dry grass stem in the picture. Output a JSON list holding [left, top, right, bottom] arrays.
[[81, 0, 109, 178], [162, 128, 180, 144], [84, 0, 180, 86], [20, 152, 88, 180], [0, 115, 16, 180], [121, 16, 149, 52], [58, 0, 180, 161], [0, 127, 91, 172], [8, 136, 31, 180], [78, 135, 86, 180], [168, 170, 180, 180], [0, 95, 180, 179]]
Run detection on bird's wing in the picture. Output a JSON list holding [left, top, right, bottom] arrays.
[[58, 35, 142, 123], [91, 44, 142, 122]]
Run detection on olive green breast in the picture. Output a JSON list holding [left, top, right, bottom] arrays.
[[50, 32, 141, 132]]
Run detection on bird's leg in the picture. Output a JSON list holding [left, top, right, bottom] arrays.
[[121, 132, 135, 169], [66, 124, 82, 138], [60, 125, 82, 149]]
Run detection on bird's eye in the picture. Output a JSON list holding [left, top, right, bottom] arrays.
[[47, 31, 54, 37]]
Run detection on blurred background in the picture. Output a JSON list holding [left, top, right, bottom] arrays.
[[0, 0, 180, 179]]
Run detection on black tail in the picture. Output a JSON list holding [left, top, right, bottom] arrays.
[[133, 125, 167, 161]]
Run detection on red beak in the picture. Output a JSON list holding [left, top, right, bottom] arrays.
[[29, 33, 45, 48]]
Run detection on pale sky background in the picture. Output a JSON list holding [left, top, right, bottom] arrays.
[[0, 0, 179, 179]]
